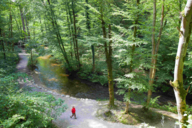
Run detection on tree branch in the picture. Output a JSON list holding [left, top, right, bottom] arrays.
[[186, 86, 190, 95], [176, 26, 183, 35], [169, 80, 175, 88]]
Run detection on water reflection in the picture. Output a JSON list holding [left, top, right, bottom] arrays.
[[36, 56, 90, 96]]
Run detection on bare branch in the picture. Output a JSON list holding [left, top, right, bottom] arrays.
[[186, 86, 190, 95], [176, 26, 183, 35]]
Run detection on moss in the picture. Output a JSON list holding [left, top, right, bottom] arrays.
[[104, 110, 112, 117], [172, 80, 179, 88], [181, 10, 185, 17], [179, 32, 182, 38]]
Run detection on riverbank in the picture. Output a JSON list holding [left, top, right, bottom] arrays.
[[16, 50, 181, 128], [17, 50, 138, 128]]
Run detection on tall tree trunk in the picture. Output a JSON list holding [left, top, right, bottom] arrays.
[[124, 0, 140, 114], [17, 12, 22, 33], [0, 28, 6, 60], [146, 0, 157, 109], [39, 16, 44, 38], [31, 49, 33, 66], [24, 15, 30, 40], [101, 8, 114, 107], [66, 3, 73, 58], [170, 1, 192, 128], [86, 0, 95, 72], [145, 0, 164, 110], [107, 24, 114, 107], [9, 9, 13, 51], [67, 2, 77, 59], [91, 45, 95, 72], [72, 0, 80, 68], [13, 11, 22, 34], [46, 0, 72, 69], [33, 22, 35, 40], [19, 5, 26, 42]]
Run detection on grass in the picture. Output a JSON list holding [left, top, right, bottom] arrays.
[[96, 98, 108, 101], [96, 100, 177, 127]]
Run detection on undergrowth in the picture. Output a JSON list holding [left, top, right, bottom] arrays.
[[0, 53, 67, 128]]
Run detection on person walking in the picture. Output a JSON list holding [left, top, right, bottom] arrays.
[[70, 106, 77, 119]]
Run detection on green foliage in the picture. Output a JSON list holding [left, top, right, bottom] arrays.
[[116, 70, 149, 103], [0, 53, 67, 128], [1, 0, 192, 127], [146, 96, 161, 108], [27, 50, 39, 69], [145, 96, 192, 114], [0, 53, 19, 76], [76, 63, 108, 86], [0, 90, 67, 128]]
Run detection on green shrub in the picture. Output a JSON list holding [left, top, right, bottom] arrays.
[[0, 91, 67, 128], [27, 51, 39, 70], [0, 53, 67, 128]]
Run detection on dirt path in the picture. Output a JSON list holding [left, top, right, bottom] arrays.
[[17, 50, 137, 128]]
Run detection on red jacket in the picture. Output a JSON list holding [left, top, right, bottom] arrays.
[[71, 108, 76, 113]]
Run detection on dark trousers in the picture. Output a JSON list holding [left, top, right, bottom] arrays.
[[70, 113, 76, 119]]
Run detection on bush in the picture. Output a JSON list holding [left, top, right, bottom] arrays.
[[27, 50, 39, 70], [0, 90, 67, 128], [0, 53, 67, 128]]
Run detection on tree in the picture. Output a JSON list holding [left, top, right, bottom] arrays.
[[72, 0, 81, 68], [170, 0, 192, 127], [99, 0, 115, 107], [43, 0, 72, 69], [145, 0, 165, 109], [124, 0, 141, 114], [86, 0, 95, 73], [19, 5, 26, 42]]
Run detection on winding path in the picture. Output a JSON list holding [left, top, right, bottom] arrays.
[[17, 50, 137, 128]]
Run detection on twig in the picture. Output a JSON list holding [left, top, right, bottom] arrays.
[[176, 27, 183, 35], [186, 85, 190, 95]]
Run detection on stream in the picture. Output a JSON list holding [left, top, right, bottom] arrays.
[[33, 55, 186, 106], [33, 55, 114, 100]]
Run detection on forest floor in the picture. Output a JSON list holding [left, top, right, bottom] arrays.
[[17, 50, 178, 128]]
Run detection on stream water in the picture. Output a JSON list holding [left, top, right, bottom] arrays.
[[34, 56, 112, 100], [35, 56, 90, 95], [34, 55, 192, 106]]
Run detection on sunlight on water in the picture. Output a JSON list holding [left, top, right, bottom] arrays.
[[36, 56, 90, 96]]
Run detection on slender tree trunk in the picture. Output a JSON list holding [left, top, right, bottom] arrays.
[[146, 0, 157, 109], [145, 0, 165, 109], [24, 15, 30, 40], [67, 2, 77, 59], [0, 28, 6, 60], [19, 5, 26, 42], [66, 5, 73, 58], [39, 17, 43, 33], [17, 12, 22, 33], [33, 23, 35, 40], [46, 0, 71, 69], [170, 1, 192, 128], [13, 11, 21, 34], [125, 45, 136, 113], [86, 0, 95, 72], [91, 45, 95, 72], [100, 4, 114, 107], [9, 9, 14, 51], [107, 24, 114, 107], [72, 0, 80, 68], [124, 0, 140, 114]]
